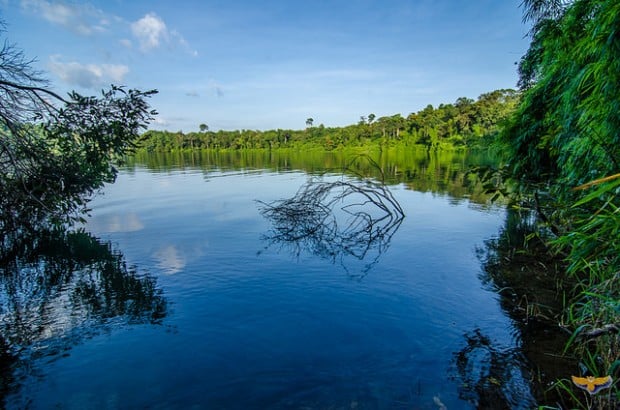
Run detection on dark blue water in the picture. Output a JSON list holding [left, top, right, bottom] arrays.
[[2, 166, 538, 409]]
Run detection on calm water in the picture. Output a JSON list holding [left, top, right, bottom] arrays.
[[1, 151, 554, 409]]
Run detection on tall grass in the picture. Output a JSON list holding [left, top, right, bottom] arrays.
[[551, 175, 620, 408]]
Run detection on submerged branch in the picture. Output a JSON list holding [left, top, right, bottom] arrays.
[[258, 161, 404, 278], [580, 324, 620, 341]]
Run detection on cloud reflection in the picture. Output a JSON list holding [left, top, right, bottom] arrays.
[[153, 245, 185, 275], [88, 212, 145, 233]]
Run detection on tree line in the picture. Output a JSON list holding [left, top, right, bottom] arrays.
[[138, 89, 518, 151]]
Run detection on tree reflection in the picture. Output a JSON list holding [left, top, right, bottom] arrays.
[[453, 207, 577, 408], [258, 162, 404, 279], [128, 149, 497, 205], [453, 328, 538, 409], [0, 228, 167, 406]]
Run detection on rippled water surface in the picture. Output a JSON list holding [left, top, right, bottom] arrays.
[[1, 151, 550, 409]]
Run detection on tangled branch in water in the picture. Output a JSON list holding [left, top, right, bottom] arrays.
[[258, 159, 404, 278]]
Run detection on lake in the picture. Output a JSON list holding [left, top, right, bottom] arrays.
[[0, 150, 568, 409]]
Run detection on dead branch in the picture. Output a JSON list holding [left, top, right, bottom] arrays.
[[258, 170, 405, 278]]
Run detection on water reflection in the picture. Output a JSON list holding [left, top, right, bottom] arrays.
[[453, 207, 577, 408], [86, 212, 145, 233], [0, 228, 167, 407], [258, 168, 404, 279], [453, 328, 537, 408], [127, 148, 498, 205], [153, 244, 186, 275]]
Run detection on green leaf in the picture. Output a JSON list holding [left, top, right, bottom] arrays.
[[572, 178, 620, 207]]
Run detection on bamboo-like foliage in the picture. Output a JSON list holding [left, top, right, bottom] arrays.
[[500, 1, 619, 407], [505, 0, 620, 189], [521, 0, 572, 26], [503, 0, 620, 272]]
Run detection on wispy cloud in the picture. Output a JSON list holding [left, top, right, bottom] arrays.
[[208, 80, 224, 98], [152, 117, 170, 127], [20, 2, 196, 56], [173, 29, 199, 56], [48, 55, 129, 88], [119, 38, 132, 49], [20, 0, 109, 35]]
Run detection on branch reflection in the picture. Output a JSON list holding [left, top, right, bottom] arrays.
[[258, 163, 404, 279], [0, 228, 167, 406]]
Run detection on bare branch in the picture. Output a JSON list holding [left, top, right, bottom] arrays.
[[0, 79, 68, 105], [258, 158, 404, 279], [580, 324, 620, 340]]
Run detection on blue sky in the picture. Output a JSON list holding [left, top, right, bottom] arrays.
[[2, 0, 530, 132]]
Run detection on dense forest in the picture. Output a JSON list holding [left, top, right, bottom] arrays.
[[138, 89, 518, 151]]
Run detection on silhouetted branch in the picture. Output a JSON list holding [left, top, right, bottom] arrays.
[[258, 161, 404, 278]]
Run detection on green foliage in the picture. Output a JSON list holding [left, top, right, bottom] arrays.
[[498, 1, 620, 407], [1, 86, 157, 232], [0, 26, 157, 233], [501, 0, 620, 284], [502, 0, 620, 190], [139, 89, 518, 152]]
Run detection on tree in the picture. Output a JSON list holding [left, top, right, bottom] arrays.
[[502, 0, 619, 190], [0, 27, 157, 233], [305, 117, 314, 128], [521, 0, 570, 27], [199, 123, 208, 132]]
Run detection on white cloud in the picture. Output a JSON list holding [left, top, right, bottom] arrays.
[[48, 56, 129, 89], [131, 12, 168, 51], [172, 29, 198, 56], [22, 3, 195, 55], [130, 12, 196, 55], [20, 0, 108, 35]]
